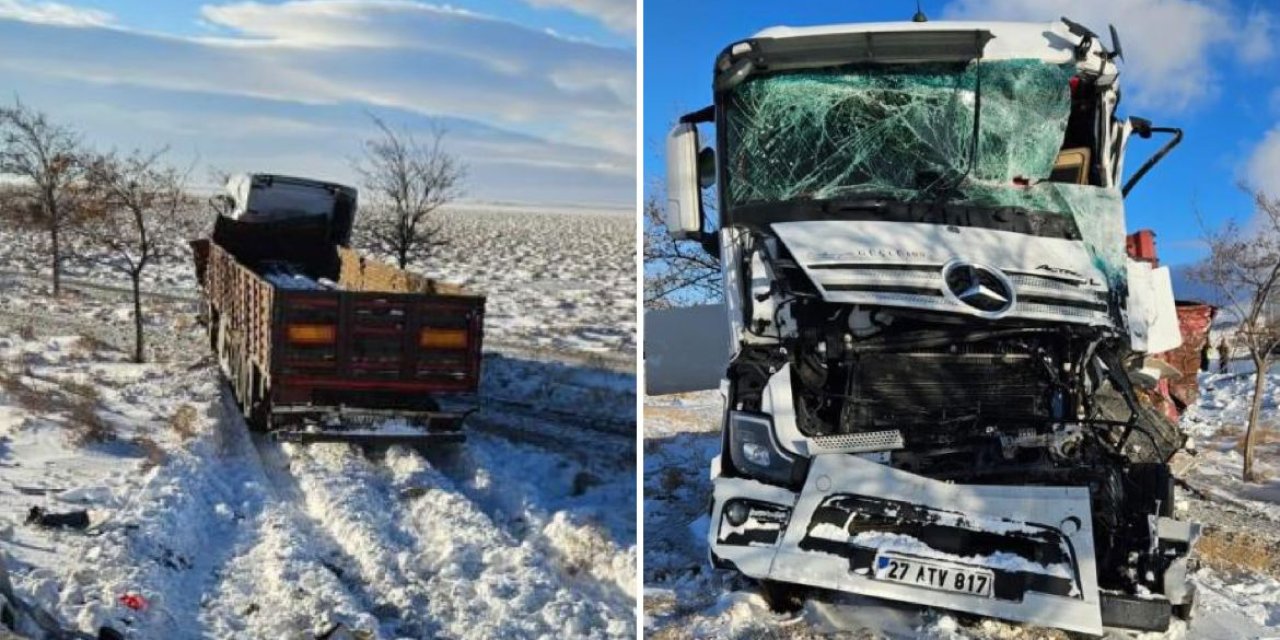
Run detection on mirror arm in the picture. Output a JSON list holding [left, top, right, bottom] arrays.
[[699, 232, 720, 261], [1122, 125, 1182, 197], [679, 105, 715, 125]]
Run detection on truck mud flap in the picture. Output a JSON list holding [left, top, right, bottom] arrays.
[[1100, 592, 1172, 632], [713, 455, 1103, 635]]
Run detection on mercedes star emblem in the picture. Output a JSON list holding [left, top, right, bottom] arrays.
[[942, 261, 1016, 317]]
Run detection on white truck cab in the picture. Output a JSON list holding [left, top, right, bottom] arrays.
[[663, 18, 1193, 635]]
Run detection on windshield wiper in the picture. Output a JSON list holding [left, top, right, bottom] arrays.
[[731, 194, 898, 227], [820, 196, 892, 213]]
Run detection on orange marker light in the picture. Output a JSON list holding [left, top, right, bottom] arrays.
[[287, 324, 337, 345], [419, 327, 467, 349]]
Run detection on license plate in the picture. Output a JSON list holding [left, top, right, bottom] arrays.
[[873, 553, 994, 598]]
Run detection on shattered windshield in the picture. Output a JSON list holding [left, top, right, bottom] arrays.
[[723, 59, 1079, 212], [723, 58, 1130, 288]]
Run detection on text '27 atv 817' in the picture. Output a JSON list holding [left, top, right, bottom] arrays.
[[662, 17, 1194, 636]]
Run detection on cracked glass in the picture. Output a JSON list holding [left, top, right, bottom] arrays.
[[724, 58, 1127, 285]]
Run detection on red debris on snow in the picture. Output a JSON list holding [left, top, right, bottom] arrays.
[[118, 593, 148, 611]]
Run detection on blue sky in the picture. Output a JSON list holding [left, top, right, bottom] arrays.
[[0, 0, 635, 207], [643, 0, 1280, 268]]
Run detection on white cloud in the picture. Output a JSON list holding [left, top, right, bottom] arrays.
[[0, 1, 634, 156], [1237, 6, 1275, 64], [199, 1, 484, 49], [4, 70, 633, 204], [1245, 125, 1280, 197], [0, 1, 635, 205], [942, 0, 1261, 112], [522, 0, 633, 34], [0, 0, 112, 26]]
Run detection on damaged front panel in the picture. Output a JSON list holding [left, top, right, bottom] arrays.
[[712, 456, 1103, 635], [770, 220, 1114, 326]]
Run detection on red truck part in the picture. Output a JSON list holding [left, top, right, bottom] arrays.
[[1157, 302, 1216, 411], [1126, 229, 1158, 265], [1126, 229, 1216, 416]]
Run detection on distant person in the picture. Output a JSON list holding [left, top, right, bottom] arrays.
[[1218, 339, 1230, 374], [1200, 342, 1210, 372]]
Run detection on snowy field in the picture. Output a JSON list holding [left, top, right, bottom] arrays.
[[0, 206, 636, 639], [0, 203, 636, 360], [643, 371, 1280, 639]]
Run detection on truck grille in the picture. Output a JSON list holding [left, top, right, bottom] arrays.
[[807, 263, 1110, 325]]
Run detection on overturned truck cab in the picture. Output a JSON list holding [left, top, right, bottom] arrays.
[[664, 18, 1196, 636]]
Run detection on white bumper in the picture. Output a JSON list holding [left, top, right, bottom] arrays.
[[710, 455, 1103, 635]]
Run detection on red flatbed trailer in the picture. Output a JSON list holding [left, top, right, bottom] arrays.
[[191, 179, 485, 445]]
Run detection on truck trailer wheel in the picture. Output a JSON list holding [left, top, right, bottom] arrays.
[[1173, 583, 1197, 622], [247, 399, 271, 432], [206, 307, 219, 352], [245, 367, 271, 432]]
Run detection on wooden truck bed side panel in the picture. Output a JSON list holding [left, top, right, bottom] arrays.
[[336, 247, 465, 295], [198, 239, 275, 372]]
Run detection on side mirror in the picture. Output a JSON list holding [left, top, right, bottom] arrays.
[[665, 122, 705, 240], [1121, 117, 1182, 197], [209, 194, 235, 217]]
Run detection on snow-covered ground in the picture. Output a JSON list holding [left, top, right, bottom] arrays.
[[0, 204, 636, 359], [643, 370, 1280, 639], [416, 208, 635, 357], [0, 206, 636, 639]]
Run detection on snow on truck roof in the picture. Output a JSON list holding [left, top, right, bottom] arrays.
[[750, 21, 1079, 64], [223, 172, 357, 224], [226, 173, 356, 195]]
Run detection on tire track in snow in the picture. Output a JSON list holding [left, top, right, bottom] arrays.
[[463, 403, 634, 470], [423, 434, 636, 611], [376, 447, 634, 639], [199, 507, 380, 639], [249, 437, 441, 639], [206, 431, 415, 638]]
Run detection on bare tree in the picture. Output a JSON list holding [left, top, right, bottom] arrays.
[[0, 98, 84, 296], [79, 148, 188, 363], [643, 195, 721, 308], [354, 116, 465, 269], [1190, 187, 1280, 482]]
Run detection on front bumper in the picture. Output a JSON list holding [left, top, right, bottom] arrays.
[[710, 454, 1103, 635]]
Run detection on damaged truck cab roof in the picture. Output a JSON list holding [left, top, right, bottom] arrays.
[[749, 21, 1084, 65]]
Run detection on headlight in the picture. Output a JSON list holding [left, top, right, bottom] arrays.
[[728, 411, 802, 486]]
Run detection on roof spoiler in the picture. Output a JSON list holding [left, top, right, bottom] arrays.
[[715, 29, 994, 91]]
